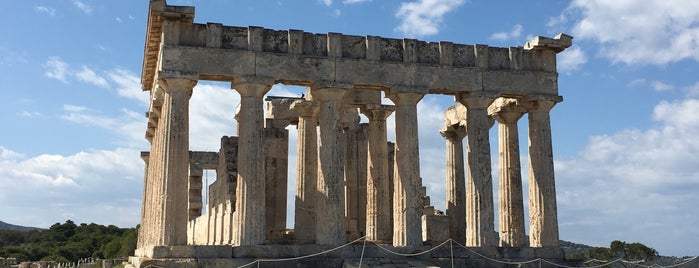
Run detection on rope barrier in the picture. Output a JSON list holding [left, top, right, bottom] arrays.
[[230, 237, 695, 268], [235, 236, 366, 268]]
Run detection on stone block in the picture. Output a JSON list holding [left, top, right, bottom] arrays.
[[421, 214, 449, 245]]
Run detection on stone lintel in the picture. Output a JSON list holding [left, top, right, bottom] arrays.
[[524, 34, 573, 53], [521, 95, 563, 112]]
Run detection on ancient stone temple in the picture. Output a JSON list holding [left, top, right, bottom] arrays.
[[130, 0, 573, 267]]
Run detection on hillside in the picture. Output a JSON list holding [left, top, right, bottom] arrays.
[[0, 220, 42, 232]]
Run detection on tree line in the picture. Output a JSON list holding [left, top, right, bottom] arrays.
[[0, 220, 137, 263]]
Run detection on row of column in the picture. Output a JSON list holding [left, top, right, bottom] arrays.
[[141, 74, 558, 249], [442, 95, 560, 248]]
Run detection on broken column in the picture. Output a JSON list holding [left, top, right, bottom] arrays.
[[232, 76, 272, 246], [489, 98, 526, 247]]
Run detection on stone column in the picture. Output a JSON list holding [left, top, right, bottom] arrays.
[[138, 152, 150, 249], [157, 75, 197, 246], [440, 125, 467, 245], [458, 94, 496, 247], [388, 92, 424, 247], [313, 86, 348, 245], [232, 76, 272, 246], [361, 104, 394, 243], [524, 97, 561, 247], [489, 98, 526, 247], [291, 100, 319, 244], [264, 119, 290, 242]]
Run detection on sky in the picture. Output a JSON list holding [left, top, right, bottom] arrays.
[[1, 0, 698, 258]]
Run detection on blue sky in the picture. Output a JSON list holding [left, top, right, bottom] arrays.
[[1, 0, 698, 257]]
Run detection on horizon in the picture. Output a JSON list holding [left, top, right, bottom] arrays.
[[1, 0, 699, 257]]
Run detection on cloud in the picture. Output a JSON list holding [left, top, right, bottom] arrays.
[[394, 0, 466, 37], [650, 81, 673, 92], [626, 79, 675, 92], [108, 68, 148, 106], [343, 0, 371, 4], [686, 82, 699, 97], [556, 94, 699, 256], [489, 24, 523, 41], [76, 66, 109, 88], [43, 57, 70, 83], [557, 45, 587, 73], [17, 111, 42, 118], [72, 0, 94, 14], [320, 0, 333, 6], [560, 0, 699, 65], [34, 6, 56, 17]]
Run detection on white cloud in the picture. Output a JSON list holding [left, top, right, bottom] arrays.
[[34, 6, 56, 17], [76, 66, 109, 88], [72, 0, 93, 14], [562, 0, 699, 65], [557, 45, 587, 73], [556, 95, 699, 256], [394, 0, 466, 38], [489, 24, 523, 41], [43, 57, 70, 83], [320, 0, 333, 6], [108, 68, 148, 106], [343, 0, 371, 4], [650, 81, 673, 92], [686, 82, 699, 97], [17, 111, 42, 118]]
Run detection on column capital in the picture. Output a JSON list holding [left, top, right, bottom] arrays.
[[488, 98, 526, 124], [387, 92, 424, 106], [456, 92, 498, 110], [521, 95, 562, 113], [440, 125, 467, 141], [361, 104, 395, 121], [232, 76, 273, 98], [158, 73, 198, 94]]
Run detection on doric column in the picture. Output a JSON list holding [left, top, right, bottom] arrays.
[[361, 104, 395, 243], [489, 98, 526, 247], [138, 152, 150, 249], [440, 125, 467, 245], [264, 119, 290, 242], [524, 97, 561, 247], [231, 76, 272, 246], [291, 100, 319, 244], [457, 93, 496, 247], [157, 74, 197, 245], [313, 86, 348, 246], [387, 92, 424, 247]]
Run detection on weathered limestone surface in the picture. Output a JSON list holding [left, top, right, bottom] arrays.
[[524, 97, 561, 247], [291, 100, 319, 244], [135, 1, 572, 265], [313, 87, 348, 246], [489, 98, 526, 247], [440, 125, 467, 245], [389, 92, 424, 247], [232, 77, 271, 246], [362, 105, 394, 243], [458, 94, 496, 247], [264, 119, 289, 242]]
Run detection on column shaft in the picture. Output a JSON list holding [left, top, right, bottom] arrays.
[[490, 99, 526, 247], [459, 95, 496, 247], [158, 76, 196, 245], [314, 88, 347, 245], [363, 106, 394, 243], [232, 78, 271, 246], [441, 127, 466, 245], [527, 100, 560, 247], [293, 101, 319, 243], [388, 92, 423, 247]]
